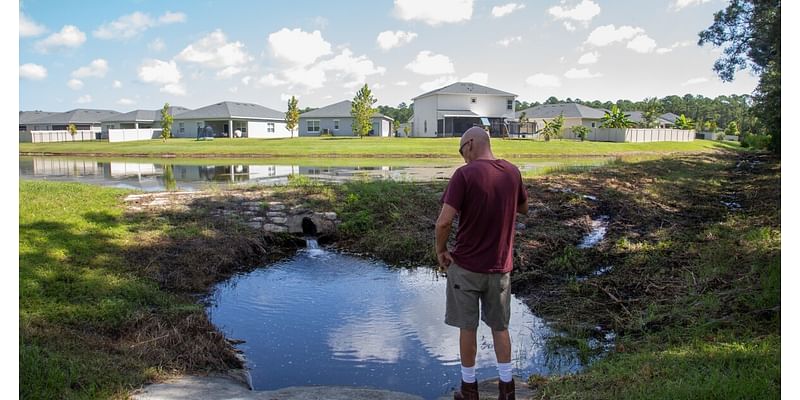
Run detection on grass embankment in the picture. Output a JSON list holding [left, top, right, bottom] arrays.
[[302, 150, 779, 399], [20, 181, 298, 399], [19, 137, 741, 158]]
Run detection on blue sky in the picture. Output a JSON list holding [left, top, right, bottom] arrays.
[[18, 0, 761, 112]]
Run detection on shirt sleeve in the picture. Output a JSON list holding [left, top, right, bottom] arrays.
[[441, 169, 466, 212]]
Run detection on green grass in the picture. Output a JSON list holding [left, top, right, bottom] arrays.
[[20, 137, 742, 158], [19, 181, 199, 399]]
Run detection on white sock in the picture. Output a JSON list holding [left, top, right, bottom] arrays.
[[461, 365, 476, 383], [497, 362, 513, 383]]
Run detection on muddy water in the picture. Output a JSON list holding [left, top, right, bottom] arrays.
[[205, 248, 583, 398], [19, 156, 614, 191]]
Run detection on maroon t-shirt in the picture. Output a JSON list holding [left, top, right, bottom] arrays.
[[441, 159, 527, 274]]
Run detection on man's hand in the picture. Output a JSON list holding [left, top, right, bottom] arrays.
[[437, 250, 454, 271]]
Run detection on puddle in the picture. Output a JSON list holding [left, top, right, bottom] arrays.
[[577, 216, 609, 249], [205, 248, 584, 398]]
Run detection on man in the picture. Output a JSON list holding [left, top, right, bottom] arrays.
[[435, 126, 529, 400]]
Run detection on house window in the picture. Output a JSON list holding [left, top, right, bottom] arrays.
[[471, 97, 477, 104], [507, 99, 513, 110], [179, 122, 184, 133], [267, 122, 275, 133], [424, 120, 427, 133], [591, 122, 596, 128], [333, 120, 339, 130], [307, 120, 320, 133]]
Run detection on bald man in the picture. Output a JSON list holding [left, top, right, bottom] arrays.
[[436, 126, 529, 400]]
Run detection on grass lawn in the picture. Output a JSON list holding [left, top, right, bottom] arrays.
[[19, 137, 742, 158]]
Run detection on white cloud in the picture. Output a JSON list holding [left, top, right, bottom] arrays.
[[317, 48, 386, 88], [682, 77, 709, 86], [259, 73, 287, 87], [77, 94, 92, 104], [376, 30, 418, 50], [112, 80, 122, 88], [420, 76, 458, 92], [497, 36, 522, 47], [158, 11, 186, 24], [282, 66, 327, 89], [312, 16, 329, 29], [563, 22, 576, 31], [94, 11, 186, 39], [656, 40, 694, 54], [35, 25, 86, 52], [492, 3, 525, 18], [241, 76, 252, 85], [548, 0, 600, 27], [672, 0, 710, 10], [394, 0, 473, 26], [72, 59, 109, 78], [585, 24, 644, 47], [228, 86, 238, 93], [372, 83, 385, 89], [280, 93, 297, 102], [564, 67, 602, 79], [19, 63, 47, 80], [627, 34, 657, 53], [406, 51, 454, 75], [117, 98, 135, 105], [462, 72, 488, 85], [149, 38, 166, 52], [578, 51, 599, 64], [67, 79, 83, 90], [160, 83, 186, 96], [20, 12, 46, 37], [396, 81, 409, 86], [176, 29, 252, 78], [525, 73, 561, 88], [268, 28, 332, 66], [138, 59, 184, 95]]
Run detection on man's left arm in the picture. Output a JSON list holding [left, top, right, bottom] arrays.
[[516, 171, 529, 215]]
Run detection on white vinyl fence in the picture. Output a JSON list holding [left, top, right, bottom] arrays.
[[21, 130, 100, 143], [107, 128, 163, 143], [563, 128, 695, 142]]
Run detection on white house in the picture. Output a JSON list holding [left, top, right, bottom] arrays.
[[298, 100, 393, 137], [411, 82, 517, 137], [172, 101, 292, 139]]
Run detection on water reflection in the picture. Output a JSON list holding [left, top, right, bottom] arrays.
[[205, 249, 582, 398], [19, 156, 615, 191]]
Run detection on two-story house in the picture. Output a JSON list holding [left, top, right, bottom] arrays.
[[411, 82, 517, 137]]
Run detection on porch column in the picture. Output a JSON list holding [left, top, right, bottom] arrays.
[[229, 119, 233, 138]]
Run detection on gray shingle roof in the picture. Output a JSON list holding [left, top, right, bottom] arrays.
[[101, 106, 189, 123], [23, 108, 122, 125], [299, 100, 392, 120], [516, 103, 606, 119], [173, 101, 284, 120], [412, 82, 516, 100], [660, 112, 680, 123], [19, 111, 58, 124], [626, 111, 673, 125]]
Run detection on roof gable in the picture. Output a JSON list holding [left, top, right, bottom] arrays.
[[299, 100, 392, 120], [516, 103, 606, 119], [174, 101, 283, 120], [412, 81, 516, 100]]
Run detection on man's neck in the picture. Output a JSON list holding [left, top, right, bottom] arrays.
[[472, 152, 496, 161]]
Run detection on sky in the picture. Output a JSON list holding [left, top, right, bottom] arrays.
[[18, 0, 761, 112]]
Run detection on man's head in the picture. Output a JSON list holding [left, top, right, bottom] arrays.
[[459, 126, 492, 162]]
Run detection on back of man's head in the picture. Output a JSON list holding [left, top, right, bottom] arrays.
[[462, 126, 491, 152]]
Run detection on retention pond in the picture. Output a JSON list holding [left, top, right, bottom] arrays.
[[204, 242, 584, 399]]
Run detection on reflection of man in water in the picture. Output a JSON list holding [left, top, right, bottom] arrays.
[[435, 127, 528, 400]]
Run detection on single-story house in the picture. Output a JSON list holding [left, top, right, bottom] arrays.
[[19, 108, 122, 132], [298, 100, 393, 137], [411, 82, 517, 137], [515, 103, 607, 131], [626, 111, 674, 128], [172, 101, 292, 139], [659, 112, 680, 126], [99, 106, 190, 132]]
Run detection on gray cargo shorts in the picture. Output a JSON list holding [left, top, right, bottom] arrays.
[[445, 262, 512, 331]]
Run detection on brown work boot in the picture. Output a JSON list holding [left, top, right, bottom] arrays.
[[498, 378, 515, 400], [453, 380, 479, 400]]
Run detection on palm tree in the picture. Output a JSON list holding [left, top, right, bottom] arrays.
[[600, 105, 634, 128]]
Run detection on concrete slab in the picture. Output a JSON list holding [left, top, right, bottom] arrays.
[[131, 373, 424, 400]]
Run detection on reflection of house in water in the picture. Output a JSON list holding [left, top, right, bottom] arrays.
[[30, 158, 102, 176], [298, 166, 392, 182], [103, 162, 161, 178]]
